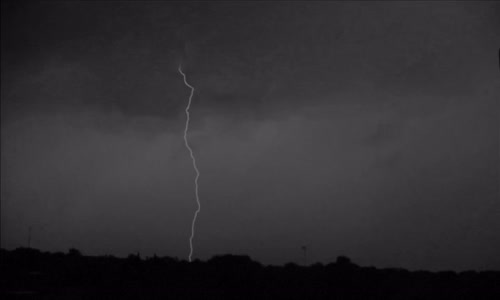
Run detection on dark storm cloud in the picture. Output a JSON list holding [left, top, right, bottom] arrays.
[[2, 2, 498, 120], [3, 2, 497, 122], [1, 2, 499, 270]]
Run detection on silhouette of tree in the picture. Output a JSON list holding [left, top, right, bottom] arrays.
[[68, 248, 82, 257], [336, 255, 352, 266]]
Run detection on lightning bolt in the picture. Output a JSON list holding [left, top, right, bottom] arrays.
[[178, 64, 201, 262]]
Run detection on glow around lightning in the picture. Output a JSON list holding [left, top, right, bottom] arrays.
[[178, 64, 201, 262]]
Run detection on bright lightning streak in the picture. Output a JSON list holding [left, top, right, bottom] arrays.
[[178, 64, 201, 262]]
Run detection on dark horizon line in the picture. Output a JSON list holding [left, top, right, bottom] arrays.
[[3, 246, 499, 274]]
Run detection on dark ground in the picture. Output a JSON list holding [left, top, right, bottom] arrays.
[[1, 248, 499, 300]]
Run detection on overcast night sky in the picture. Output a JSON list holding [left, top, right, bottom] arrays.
[[1, 2, 499, 271]]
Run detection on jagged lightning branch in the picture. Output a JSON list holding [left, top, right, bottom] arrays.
[[178, 64, 200, 262]]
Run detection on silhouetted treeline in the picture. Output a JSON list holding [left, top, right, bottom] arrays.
[[1, 248, 499, 299]]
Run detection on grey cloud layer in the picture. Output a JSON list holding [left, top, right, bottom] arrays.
[[2, 87, 498, 269]]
